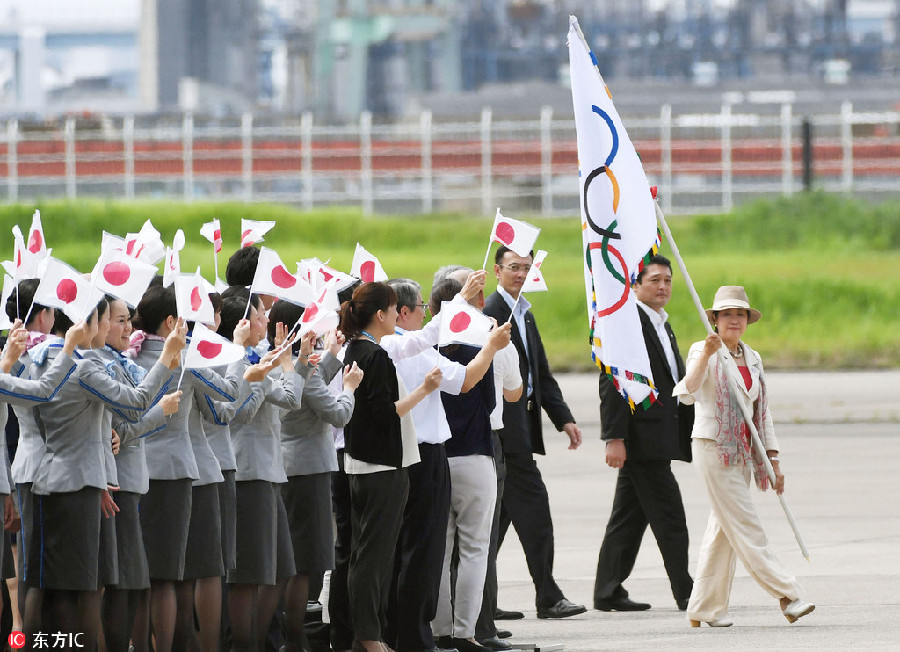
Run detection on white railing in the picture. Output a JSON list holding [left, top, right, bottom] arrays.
[[2, 103, 899, 215]]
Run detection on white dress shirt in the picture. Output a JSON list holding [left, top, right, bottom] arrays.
[[497, 286, 532, 396], [490, 342, 522, 430], [637, 300, 678, 381]]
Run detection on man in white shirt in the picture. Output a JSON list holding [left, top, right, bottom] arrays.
[[383, 277, 510, 652], [593, 255, 695, 613]]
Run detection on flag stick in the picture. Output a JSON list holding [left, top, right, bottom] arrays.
[[213, 249, 219, 286], [481, 240, 493, 272], [22, 301, 34, 327], [506, 293, 520, 324], [242, 290, 253, 320], [176, 364, 187, 391], [654, 201, 810, 561]]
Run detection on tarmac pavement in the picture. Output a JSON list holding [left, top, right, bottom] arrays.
[[491, 370, 900, 651]]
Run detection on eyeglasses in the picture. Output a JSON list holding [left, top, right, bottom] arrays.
[[498, 263, 532, 273], [415, 303, 430, 313]]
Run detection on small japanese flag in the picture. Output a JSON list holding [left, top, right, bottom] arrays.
[[249, 247, 307, 302], [91, 248, 159, 308], [27, 210, 48, 257], [33, 257, 104, 323], [520, 250, 549, 293], [350, 243, 388, 283], [162, 229, 186, 288], [490, 209, 541, 258], [182, 322, 246, 370], [297, 291, 340, 338], [316, 263, 357, 293], [438, 301, 493, 348], [123, 220, 166, 264], [240, 219, 276, 248], [11, 225, 46, 279], [175, 267, 215, 326], [200, 219, 223, 253]]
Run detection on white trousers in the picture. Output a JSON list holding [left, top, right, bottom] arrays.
[[433, 454, 497, 638], [687, 438, 803, 622]]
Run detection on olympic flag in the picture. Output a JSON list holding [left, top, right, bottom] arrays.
[[569, 16, 660, 409]]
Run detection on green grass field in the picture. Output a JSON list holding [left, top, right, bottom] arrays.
[[2, 192, 898, 370]]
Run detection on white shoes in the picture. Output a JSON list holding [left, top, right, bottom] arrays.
[[783, 598, 815, 623], [689, 617, 733, 628]]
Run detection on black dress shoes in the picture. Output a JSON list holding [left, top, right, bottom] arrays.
[[493, 608, 524, 620], [434, 636, 461, 651], [477, 636, 513, 651], [676, 598, 689, 611], [496, 630, 512, 639], [449, 638, 489, 652], [593, 596, 651, 612], [536, 598, 587, 619]]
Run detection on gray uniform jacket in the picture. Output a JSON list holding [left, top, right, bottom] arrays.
[[0, 347, 78, 494], [32, 353, 172, 495], [281, 353, 354, 477], [87, 346, 165, 494], [231, 358, 306, 483], [133, 339, 249, 482], [203, 364, 237, 472], [9, 342, 79, 487]]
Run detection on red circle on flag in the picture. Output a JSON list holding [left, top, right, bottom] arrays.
[[197, 340, 222, 359], [302, 304, 319, 323], [449, 312, 471, 333], [495, 221, 515, 246], [360, 261, 375, 283], [271, 265, 296, 289], [190, 286, 202, 311], [27, 231, 42, 253], [321, 270, 334, 282], [56, 279, 78, 304], [103, 261, 131, 286], [241, 229, 252, 247]]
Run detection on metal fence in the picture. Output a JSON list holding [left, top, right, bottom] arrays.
[[2, 102, 899, 215]]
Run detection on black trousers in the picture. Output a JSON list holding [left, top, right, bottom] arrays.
[[475, 431, 506, 640], [593, 460, 693, 605], [388, 443, 451, 652], [348, 468, 409, 643], [329, 452, 354, 650], [498, 453, 563, 609]]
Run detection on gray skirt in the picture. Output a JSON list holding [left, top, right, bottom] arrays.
[[227, 480, 295, 586], [183, 483, 224, 580], [218, 470, 236, 571], [113, 491, 150, 590], [99, 505, 119, 587], [27, 487, 102, 591], [140, 478, 192, 581], [282, 473, 334, 573]]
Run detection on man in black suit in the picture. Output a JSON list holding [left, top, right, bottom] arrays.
[[593, 255, 694, 612], [482, 246, 586, 621]]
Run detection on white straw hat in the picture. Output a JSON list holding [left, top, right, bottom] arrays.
[[705, 285, 761, 326]]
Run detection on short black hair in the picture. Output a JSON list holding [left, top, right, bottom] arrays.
[[225, 246, 259, 287], [218, 293, 263, 342], [635, 254, 672, 284], [6, 279, 51, 326], [133, 286, 177, 335], [494, 245, 534, 266]]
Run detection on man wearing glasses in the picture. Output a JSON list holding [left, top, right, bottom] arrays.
[[483, 247, 587, 621]]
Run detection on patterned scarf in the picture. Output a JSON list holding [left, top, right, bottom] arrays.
[[126, 330, 166, 359], [103, 344, 147, 384], [712, 353, 772, 491]]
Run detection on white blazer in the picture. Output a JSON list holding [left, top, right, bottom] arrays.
[[673, 340, 778, 451]]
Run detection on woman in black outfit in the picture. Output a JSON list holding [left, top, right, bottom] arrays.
[[338, 282, 442, 652]]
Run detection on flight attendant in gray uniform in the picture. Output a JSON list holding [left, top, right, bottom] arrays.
[[89, 297, 182, 652], [130, 285, 252, 652], [5, 280, 65, 620], [28, 299, 184, 650], [219, 291, 307, 652], [0, 316, 87, 606], [269, 300, 362, 652]]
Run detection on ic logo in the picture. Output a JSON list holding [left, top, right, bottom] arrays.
[[8, 631, 25, 648]]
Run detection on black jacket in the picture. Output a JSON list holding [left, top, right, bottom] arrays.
[[598, 306, 693, 463], [483, 291, 574, 456]]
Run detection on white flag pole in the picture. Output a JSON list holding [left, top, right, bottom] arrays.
[[506, 293, 520, 324], [176, 364, 187, 391], [654, 200, 809, 560], [213, 249, 220, 286], [22, 301, 34, 327], [481, 240, 493, 272]]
